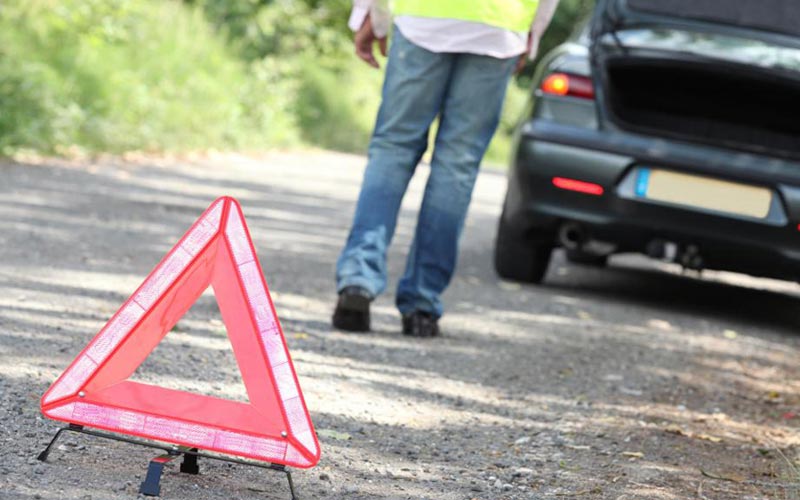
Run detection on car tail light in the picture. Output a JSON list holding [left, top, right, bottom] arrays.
[[541, 73, 595, 100], [552, 177, 604, 196]]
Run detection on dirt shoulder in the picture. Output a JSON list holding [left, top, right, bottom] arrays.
[[1, 152, 799, 499]]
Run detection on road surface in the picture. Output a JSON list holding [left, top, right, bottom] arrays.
[[1, 151, 799, 499]]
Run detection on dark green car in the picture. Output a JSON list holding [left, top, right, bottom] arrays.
[[496, 0, 800, 284]]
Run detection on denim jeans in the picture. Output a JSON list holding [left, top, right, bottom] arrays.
[[336, 28, 517, 318]]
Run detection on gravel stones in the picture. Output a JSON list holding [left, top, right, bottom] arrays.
[[1, 154, 798, 499]]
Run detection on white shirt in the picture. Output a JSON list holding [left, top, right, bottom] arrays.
[[348, 0, 561, 59]]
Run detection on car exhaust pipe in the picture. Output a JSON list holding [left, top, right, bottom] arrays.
[[646, 239, 678, 261], [559, 222, 586, 250], [646, 239, 704, 270], [680, 244, 704, 271]]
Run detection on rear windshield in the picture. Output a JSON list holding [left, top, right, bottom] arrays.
[[628, 0, 800, 38]]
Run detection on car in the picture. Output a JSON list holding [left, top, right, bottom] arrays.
[[495, 0, 800, 284]]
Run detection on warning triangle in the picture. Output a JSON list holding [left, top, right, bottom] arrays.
[[40, 197, 320, 468]]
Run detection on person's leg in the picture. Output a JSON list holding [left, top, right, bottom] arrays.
[[335, 29, 454, 329], [396, 52, 516, 324]]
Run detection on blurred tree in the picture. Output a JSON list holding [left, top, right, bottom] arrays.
[[0, 0, 594, 156], [185, 0, 352, 61], [519, 0, 595, 83], [181, 0, 595, 157], [0, 0, 299, 154], [187, 0, 594, 67]]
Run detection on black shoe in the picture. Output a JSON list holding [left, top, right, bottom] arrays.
[[332, 286, 373, 332], [402, 311, 440, 338]]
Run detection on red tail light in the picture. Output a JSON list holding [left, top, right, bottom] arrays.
[[541, 73, 595, 100], [552, 177, 604, 196]]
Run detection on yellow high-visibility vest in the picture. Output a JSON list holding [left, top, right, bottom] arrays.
[[392, 0, 540, 33]]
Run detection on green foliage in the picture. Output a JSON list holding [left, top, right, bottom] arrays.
[[294, 57, 383, 153], [484, 82, 530, 166], [0, 0, 297, 154], [189, 0, 352, 61], [0, 0, 591, 158], [531, 0, 595, 71], [191, 0, 382, 152]]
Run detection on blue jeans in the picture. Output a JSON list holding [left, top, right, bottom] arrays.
[[336, 28, 517, 318]]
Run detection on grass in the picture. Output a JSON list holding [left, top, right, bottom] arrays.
[[294, 56, 384, 154], [0, 0, 298, 155], [776, 447, 800, 499], [0, 0, 531, 166]]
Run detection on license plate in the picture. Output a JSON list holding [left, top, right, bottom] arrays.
[[635, 168, 772, 219]]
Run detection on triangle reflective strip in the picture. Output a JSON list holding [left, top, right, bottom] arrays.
[[40, 197, 320, 468]]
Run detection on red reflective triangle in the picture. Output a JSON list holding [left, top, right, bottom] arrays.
[[40, 197, 320, 468]]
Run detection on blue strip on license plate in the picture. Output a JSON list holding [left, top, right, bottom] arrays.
[[635, 168, 651, 197]]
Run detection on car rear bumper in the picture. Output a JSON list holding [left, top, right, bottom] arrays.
[[507, 120, 800, 280]]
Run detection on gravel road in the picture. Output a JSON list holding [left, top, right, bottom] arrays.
[[2, 151, 800, 500]]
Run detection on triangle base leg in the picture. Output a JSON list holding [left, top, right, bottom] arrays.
[[37, 424, 84, 462], [35, 425, 302, 499], [282, 466, 298, 500], [140, 452, 180, 497], [180, 448, 200, 475]]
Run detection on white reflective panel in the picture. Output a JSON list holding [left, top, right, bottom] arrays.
[[283, 396, 311, 438], [72, 402, 147, 432], [272, 362, 299, 402], [181, 219, 219, 257], [251, 437, 289, 461], [293, 429, 319, 457], [42, 356, 97, 404], [260, 330, 288, 367], [134, 248, 193, 309], [237, 261, 277, 334], [145, 416, 216, 447], [213, 430, 286, 461], [180, 199, 223, 256], [224, 207, 255, 265], [284, 443, 313, 467], [205, 199, 225, 227], [86, 302, 146, 363], [44, 403, 75, 420]]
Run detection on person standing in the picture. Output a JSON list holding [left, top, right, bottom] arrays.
[[334, 0, 561, 336]]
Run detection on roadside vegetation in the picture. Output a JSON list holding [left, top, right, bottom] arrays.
[[0, 0, 593, 162]]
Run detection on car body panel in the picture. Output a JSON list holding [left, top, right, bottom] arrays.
[[508, 130, 800, 280], [593, 0, 800, 49], [500, 14, 800, 282]]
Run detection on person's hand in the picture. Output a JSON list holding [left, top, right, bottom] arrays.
[[515, 31, 534, 74], [355, 13, 387, 69], [515, 53, 528, 74], [516, 30, 543, 74]]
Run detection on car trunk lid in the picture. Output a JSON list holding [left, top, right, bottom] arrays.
[[589, 0, 800, 161], [592, 0, 800, 44]]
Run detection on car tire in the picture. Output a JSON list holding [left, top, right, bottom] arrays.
[[565, 249, 609, 267], [494, 214, 553, 284]]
